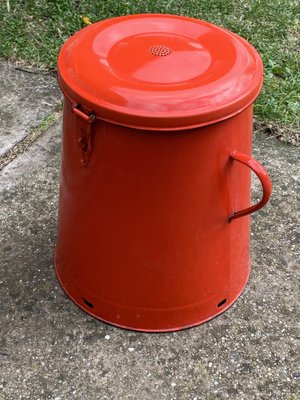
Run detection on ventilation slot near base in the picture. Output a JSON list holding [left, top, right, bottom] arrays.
[[82, 298, 94, 308], [217, 299, 227, 307]]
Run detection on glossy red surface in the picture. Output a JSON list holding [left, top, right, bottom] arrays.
[[54, 102, 271, 332], [58, 14, 263, 130], [55, 15, 271, 331]]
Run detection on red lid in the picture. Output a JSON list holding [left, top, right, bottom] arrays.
[[58, 14, 263, 130]]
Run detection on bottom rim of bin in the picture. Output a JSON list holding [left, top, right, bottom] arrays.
[[54, 250, 251, 333]]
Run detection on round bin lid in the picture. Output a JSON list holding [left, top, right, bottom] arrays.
[[58, 14, 263, 130]]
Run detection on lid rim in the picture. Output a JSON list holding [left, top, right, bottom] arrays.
[[58, 13, 263, 130], [58, 74, 261, 131]]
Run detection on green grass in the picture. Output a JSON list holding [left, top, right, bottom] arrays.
[[1, 0, 299, 131]]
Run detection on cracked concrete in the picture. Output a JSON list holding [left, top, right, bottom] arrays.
[[0, 59, 61, 157], [0, 65, 299, 399]]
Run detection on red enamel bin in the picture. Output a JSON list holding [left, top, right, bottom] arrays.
[[55, 14, 272, 332]]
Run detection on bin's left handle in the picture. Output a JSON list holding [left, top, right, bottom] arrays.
[[229, 151, 272, 222]]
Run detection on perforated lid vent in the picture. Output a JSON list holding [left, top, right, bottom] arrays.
[[149, 44, 172, 57]]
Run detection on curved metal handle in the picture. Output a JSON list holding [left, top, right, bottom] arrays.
[[229, 151, 272, 222]]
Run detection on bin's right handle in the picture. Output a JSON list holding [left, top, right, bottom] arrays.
[[229, 151, 272, 222]]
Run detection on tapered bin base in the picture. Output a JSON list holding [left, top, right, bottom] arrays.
[[54, 253, 250, 333]]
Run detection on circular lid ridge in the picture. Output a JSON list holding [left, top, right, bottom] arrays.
[[58, 14, 263, 130]]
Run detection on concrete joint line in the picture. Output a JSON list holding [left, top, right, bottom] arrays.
[[0, 109, 61, 171]]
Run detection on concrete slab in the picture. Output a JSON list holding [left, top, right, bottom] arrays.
[[0, 60, 61, 157], [0, 122, 299, 400]]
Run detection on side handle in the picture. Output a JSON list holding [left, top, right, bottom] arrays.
[[229, 151, 272, 222]]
